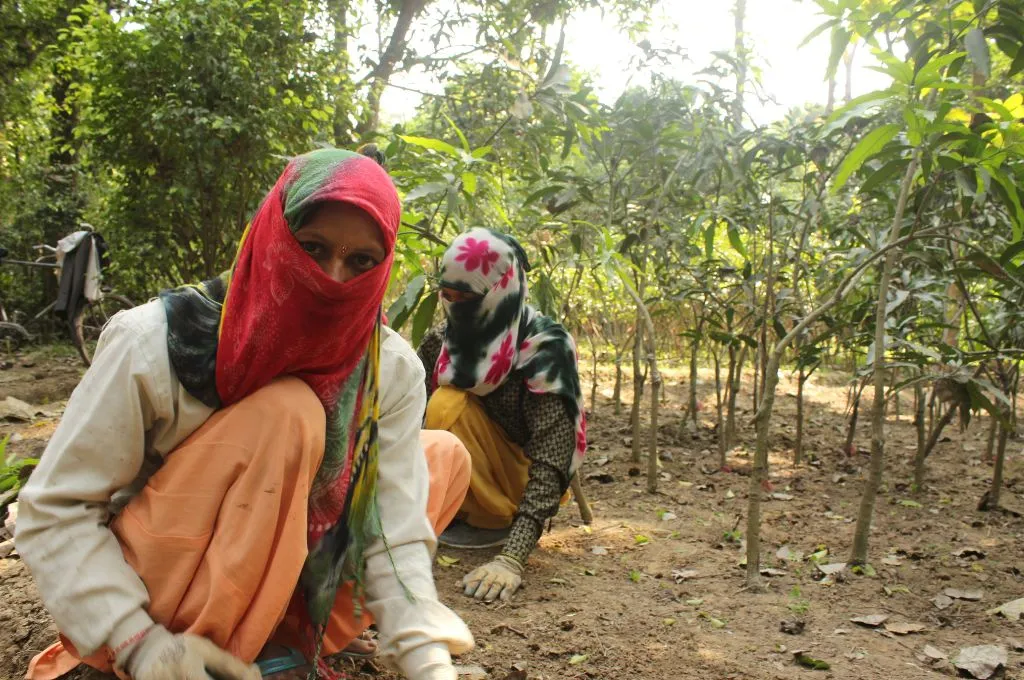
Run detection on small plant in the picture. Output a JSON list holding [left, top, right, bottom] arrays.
[[629, 569, 642, 583], [722, 528, 742, 544], [787, 585, 810, 616], [1, 436, 39, 505]]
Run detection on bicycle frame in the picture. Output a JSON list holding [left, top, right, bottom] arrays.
[[0, 247, 61, 327]]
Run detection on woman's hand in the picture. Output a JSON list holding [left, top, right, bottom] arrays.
[[462, 555, 524, 602], [117, 625, 260, 680]]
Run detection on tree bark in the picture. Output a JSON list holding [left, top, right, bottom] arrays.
[[328, 0, 354, 145], [631, 307, 645, 464], [913, 403, 957, 493], [732, 0, 747, 129], [989, 416, 1008, 507], [850, 157, 919, 566], [714, 351, 725, 467], [795, 366, 805, 465], [356, 0, 427, 138]]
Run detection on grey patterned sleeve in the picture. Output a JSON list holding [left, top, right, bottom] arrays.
[[501, 392, 577, 565], [415, 325, 444, 401]]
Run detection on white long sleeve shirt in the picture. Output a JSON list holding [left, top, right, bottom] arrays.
[[15, 300, 473, 678]]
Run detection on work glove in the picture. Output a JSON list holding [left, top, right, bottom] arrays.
[[116, 625, 260, 680], [462, 554, 524, 602]]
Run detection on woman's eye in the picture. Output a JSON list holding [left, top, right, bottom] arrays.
[[351, 253, 379, 271], [300, 241, 324, 258]]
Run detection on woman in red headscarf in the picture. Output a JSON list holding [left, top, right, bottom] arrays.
[[16, 148, 474, 680]]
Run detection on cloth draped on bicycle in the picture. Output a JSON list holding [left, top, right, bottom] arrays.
[[54, 231, 109, 323]]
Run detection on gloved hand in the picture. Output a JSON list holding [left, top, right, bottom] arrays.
[[116, 624, 261, 680], [462, 554, 524, 602]]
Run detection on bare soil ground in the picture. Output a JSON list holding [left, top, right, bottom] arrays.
[[1, 351, 1023, 680]]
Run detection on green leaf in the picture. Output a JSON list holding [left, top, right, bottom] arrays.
[[727, 223, 747, 259], [832, 124, 901, 193], [704, 222, 716, 259], [470, 145, 492, 159], [410, 290, 438, 347], [405, 181, 449, 202], [826, 27, 851, 80], [568, 654, 589, 665], [399, 135, 458, 157], [386, 275, 425, 332], [799, 17, 839, 49], [442, 113, 470, 152], [860, 158, 909, 194], [461, 172, 477, 196], [991, 171, 1024, 239], [964, 28, 991, 79], [998, 240, 1024, 267], [824, 89, 893, 131], [795, 653, 831, 670], [1009, 48, 1024, 77]]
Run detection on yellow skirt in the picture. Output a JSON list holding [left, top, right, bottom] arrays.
[[426, 386, 529, 529], [425, 385, 570, 530]]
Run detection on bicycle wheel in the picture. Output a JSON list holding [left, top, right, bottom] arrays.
[[0, 321, 31, 356], [72, 293, 135, 366]]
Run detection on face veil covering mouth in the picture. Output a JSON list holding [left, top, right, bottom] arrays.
[[159, 148, 400, 678], [433, 227, 588, 477]]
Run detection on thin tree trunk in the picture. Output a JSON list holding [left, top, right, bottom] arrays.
[[588, 332, 598, 414], [845, 382, 863, 455], [745, 351, 781, 587], [913, 404, 957, 492], [329, 0, 354, 145], [356, 0, 426, 138], [631, 308, 645, 464], [984, 415, 997, 463], [851, 157, 919, 565], [732, 0, 747, 130], [742, 198, 942, 589], [647, 352, 661, 494], [714, 352, 725, 467], [914, 381, 927, 477], [795, 366, 805, 465], [989, 416, 1008, 507], [613, 355, 623, 416], [688, 332, 700, 427]]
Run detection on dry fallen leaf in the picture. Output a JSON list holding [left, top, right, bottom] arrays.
[[953, 645, 1007, 679], [760, 567, 787, 577], [850, 614, 889, 628], [817, 562, 847, 576], [884, 622, 926, 635], [672, 568, 699, 583], [777, 545, 803, 562], [986, 597, 1024, 621], [591, 546, 609, 556], [944, 587, 984, 601], [568, 654, 589, 666], [454, 664, 488, 679], [932, 594, 954, 610], [922, 645, 947, 662]]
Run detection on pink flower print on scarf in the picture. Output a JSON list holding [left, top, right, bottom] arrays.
[[455, 236, 500, 275], [484, 334, 515, 384], [433, 346, 451, 389], [497, 262, 515, 289]]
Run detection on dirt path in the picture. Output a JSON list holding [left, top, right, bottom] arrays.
[[1, 356, 1022, 680]]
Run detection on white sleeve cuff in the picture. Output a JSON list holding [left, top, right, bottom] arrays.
[[397, 642, 456, 680]]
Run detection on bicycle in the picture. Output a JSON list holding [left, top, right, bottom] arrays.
[[0, 229, 135, 366]]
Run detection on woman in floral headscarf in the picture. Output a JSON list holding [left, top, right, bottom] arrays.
[[417, 228, 586, 603], [17, 148, 473, 680]]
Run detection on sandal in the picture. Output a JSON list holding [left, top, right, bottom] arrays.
[[257, 646, 309, 678], [257, 631, 377, 678]]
